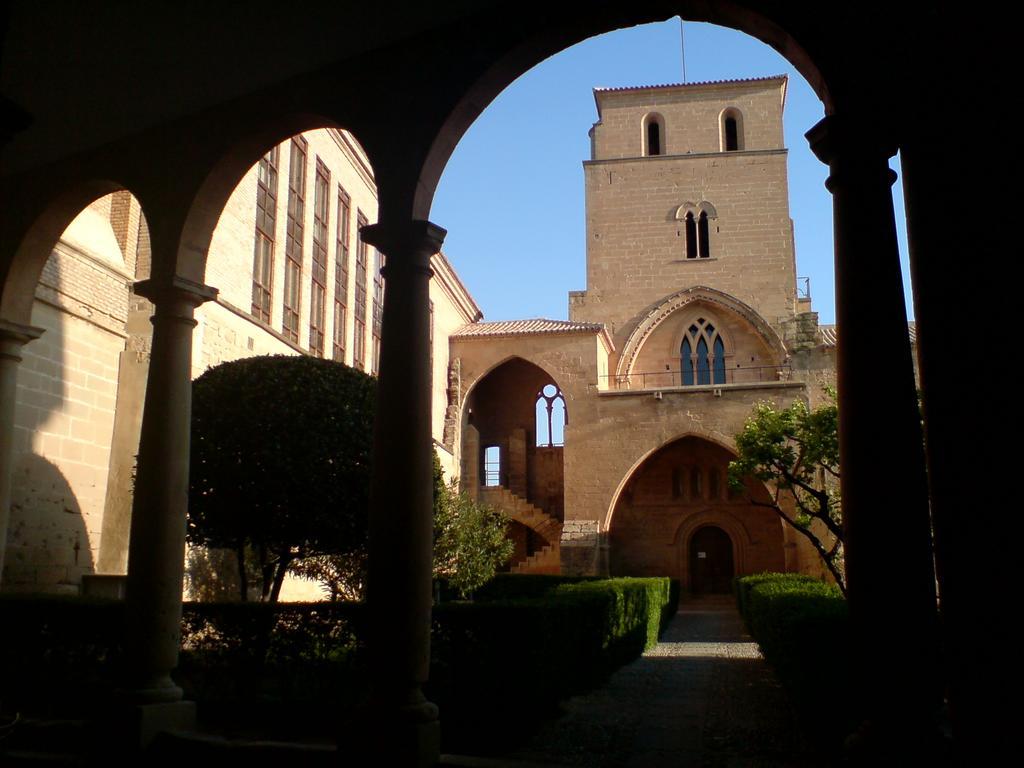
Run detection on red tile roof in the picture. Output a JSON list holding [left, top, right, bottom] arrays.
[[593, 75, 787, 94], [819, 322, 916, 347], [452, 318, 607, 338]]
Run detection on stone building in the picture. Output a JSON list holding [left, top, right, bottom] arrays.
[[453, 75, 847, 589], [1, 127, 480, 595], [1, 77, 881, 598], [0, 1, 992, 759]]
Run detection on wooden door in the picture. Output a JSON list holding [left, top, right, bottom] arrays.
[[689, 526, 734, 594]]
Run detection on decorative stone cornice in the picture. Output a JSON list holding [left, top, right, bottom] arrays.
[[361, 220, 446, 277], [134, 276, 218, 307], [0, 319, 44, 361], [807, 115, 898, 191]]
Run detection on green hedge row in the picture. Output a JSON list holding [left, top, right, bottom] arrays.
[[429, 576, 676, 752], [734, 573, 852, 747], [1, 577, 675, 749]]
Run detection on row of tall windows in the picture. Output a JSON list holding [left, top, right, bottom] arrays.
[[249, 137, 380, 372], [371, 248, 384, 375], [251, 146, 278, 323], [353, 211, 369, 370], [333, 187, 351, 361], [309, 159, 330, 357], [282, 137, 307, 343], [671, 465, 735, 501]]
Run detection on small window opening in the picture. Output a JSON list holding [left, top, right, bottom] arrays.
[[483, 446, 501, 487], [647, 120, 662, 156], [672, 468, 683, 499], [724, 117, 738, 151], [698, 211, 710, 258], [536, 383, 567, 447], [684, 212, 697, 259], [690, 467, 703, 499], [709, 468, 721, 500]]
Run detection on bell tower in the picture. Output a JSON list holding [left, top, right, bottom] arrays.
[[569, 76, 798, 361]]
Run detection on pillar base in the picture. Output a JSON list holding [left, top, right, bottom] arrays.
[[343, 695, 440, 767], [103, 700, 196, 753]]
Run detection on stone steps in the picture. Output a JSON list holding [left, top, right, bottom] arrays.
[[511, 544, 561, 575], [479, 487, 563, 574]]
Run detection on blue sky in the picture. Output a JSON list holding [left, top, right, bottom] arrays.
[[431, 19, 912, 326]]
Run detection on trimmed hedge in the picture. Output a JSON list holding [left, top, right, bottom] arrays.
[[429, 576, 675, 752], [1, 577, 675, 750], [734, 573, 852, 748], [472, 572, 601, 601], [733, 571, 819, 619]]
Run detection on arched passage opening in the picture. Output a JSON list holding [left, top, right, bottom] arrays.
[[462, 357, 566, 522], [608, 435, 784, 590], [0, 187, 151, 593]]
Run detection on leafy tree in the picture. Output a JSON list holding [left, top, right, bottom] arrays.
[[291, 452, 513, 601], [728, 390, 846, 595], [188, 355, 376, 601], [432, 473, 514, 600]]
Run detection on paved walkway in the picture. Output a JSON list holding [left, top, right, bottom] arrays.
[[498, 595, 826, 768]]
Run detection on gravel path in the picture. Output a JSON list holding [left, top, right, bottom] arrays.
[[501, 596, 827, 768]]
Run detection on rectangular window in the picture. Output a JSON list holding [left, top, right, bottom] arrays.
[[429, 299, 435, 383], [333, 186, 351, 361], [371, 247, 384, 375], [309, 158, 330, 357], [282, 137, 307, 343], [251, 145, 279, 323], [353, 210, 368, 370], [484, 446, 501, 487]]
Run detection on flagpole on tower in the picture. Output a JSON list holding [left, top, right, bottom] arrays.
[[679, 18, 687, 83]]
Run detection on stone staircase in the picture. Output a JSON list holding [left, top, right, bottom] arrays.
[[479, 486, 562, 574], [511, 543, 561, 574]]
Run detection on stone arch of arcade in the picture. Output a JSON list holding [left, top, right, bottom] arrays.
[[461, 356, 566, 521], [606, 433, 785, 590], [0, 0, 979, 759]]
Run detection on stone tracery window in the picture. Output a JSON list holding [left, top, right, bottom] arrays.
[[681, 317, 727, 385], [680, 202, 715, 259], [536, 383, 566, 447]]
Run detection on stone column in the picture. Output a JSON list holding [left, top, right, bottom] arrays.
[[901, 127, 992, 758], [807, 116, 940, 752], [0, 320, 43, 585], [120, 277, 215, 737], [359, 220, 444, 767]]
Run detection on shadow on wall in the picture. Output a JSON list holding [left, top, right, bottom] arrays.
[[3, 454, 94, 594]]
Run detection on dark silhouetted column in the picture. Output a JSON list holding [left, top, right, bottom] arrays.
[[359, 219, 444, 767], [807, 115, 940, 754]]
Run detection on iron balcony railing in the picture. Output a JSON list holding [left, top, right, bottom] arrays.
[[599, 364, 793, 391]]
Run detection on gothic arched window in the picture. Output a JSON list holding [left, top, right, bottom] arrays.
[[681, 318, 727, 386], [536, 383, 567, 447]]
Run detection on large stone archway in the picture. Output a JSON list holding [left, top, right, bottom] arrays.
[[608, 435, 784, 589]]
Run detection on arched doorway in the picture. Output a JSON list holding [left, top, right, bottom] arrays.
[[689, 525, 734, 594], [608, 435, 784, 586]]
